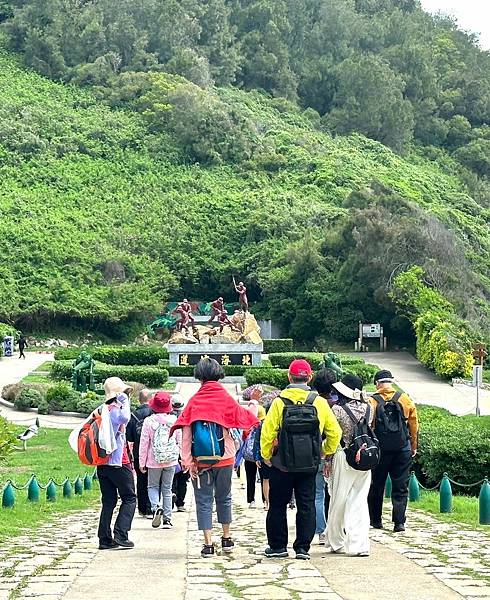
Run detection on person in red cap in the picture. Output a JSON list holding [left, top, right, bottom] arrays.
[[260, 359, 341, 560], [139, 392, 181, 530]]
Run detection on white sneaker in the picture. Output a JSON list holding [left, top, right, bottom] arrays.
[[318, 532, 326, 544], [248, 501, 256, 509]]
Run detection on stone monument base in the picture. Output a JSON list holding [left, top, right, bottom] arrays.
[[168, 343, 263, 367]]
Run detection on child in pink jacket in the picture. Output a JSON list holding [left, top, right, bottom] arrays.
[[139, 392, 181, 529]]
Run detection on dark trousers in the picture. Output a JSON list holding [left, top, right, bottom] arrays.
[[97, 464, 136, 544], [368, 448, 412, 526], [244, 460, 265, 504], [266, 467, 316, 553], [19, 349, 26, 359], [172, 470, 190, 507], [135, 466, 151, 515]]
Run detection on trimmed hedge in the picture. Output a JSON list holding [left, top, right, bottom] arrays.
[[166, 364, 249, 377], [51, 360, 168, 387], [263, 339, 293, 353], [416, 405, 489, 488], [54, 345, 169, 365], [268, 352, 365, 370], [245, 368, 289, 389]]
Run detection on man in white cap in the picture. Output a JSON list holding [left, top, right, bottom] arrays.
[[97, 377, 137, 550]]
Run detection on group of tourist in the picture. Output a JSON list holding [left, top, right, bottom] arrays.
[[95, 356, 418, 560]]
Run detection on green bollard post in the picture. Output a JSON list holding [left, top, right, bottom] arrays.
[[74, 476, 83, 495], [2, 483, 15, 508], [46, 481, 57, 502], [83, 474, 92, 491], [385, 474, 392, 499], [409, 471, 420, 502], [479, 478, 490, 525], [63, 480, 72, 498], [440, 473, 453, 513], [27, 476, 40, 502]]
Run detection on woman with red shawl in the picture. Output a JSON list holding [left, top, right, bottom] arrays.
[[171, 358, 259, 558]]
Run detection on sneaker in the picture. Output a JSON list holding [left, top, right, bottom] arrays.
[[288, 501, 296, 510], [138, 511, 147, 518], [393, 523, 405, 533], [152, 508, 163, 528], [177, 506, 186, 513], [98, 539, 119, 550], [161, 519, 173, 529], [114, 538, 134, 549], [352, 551, 370, 557], [370, 522, 383, 529], [201, 544, 215, 558], [264, 547, 288, 558], [172, 492, 177, 507], [248, 501, 256, 509], [221, 537, 235, 553], [146, 512, 154, 520], [295, 549, 310, 560], [318, 532, 326, 544]]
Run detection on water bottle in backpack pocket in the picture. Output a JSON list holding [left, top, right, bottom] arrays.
[[152, 419, 179, 463], [277, 392, 321, 474], [372, 391, 409, 451], [191, 421, 225, 466]]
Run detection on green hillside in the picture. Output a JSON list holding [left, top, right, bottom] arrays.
[[0, 45, 489, 352]]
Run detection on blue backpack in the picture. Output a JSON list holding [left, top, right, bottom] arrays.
[[191, 421, 225, 465], [243, 427, 258, 462]]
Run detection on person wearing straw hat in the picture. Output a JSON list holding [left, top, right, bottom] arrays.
[[97, 377, 136, 550], [325, 374, 374, 557]]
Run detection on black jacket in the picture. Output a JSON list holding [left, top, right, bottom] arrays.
[[126, 404, 153, 444]]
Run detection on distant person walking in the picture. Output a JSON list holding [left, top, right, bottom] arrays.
[[325, 375, 374, 556], [18, 335, 27, 359], [126, 388, 154, 517], [171, 394, 190, 512], [97, 377, 136, 550], [368, 370, 419, 532], [261, 359, 341, 560], [171, 358, 258, 558], [139, 392, 180, 529]]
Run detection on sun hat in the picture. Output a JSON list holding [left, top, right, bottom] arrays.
[[288, 359, 313, 378], [104, 377, 133, 402], [332, 374, 364, 401], [149, 391, 173, 414], [373, 370, 394, 384]]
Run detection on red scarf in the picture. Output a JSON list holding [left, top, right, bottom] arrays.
[[170, 381, 259, 434]]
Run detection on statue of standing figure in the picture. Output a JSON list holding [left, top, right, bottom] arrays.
[[174, 299, 195, 333], [208, 297, 224, 324], [233, 278, 248, 312], [72, 351, 95, 392]]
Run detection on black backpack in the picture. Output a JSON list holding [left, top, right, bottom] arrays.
[[340, 403, 380, 471], [372, 391, 409, 451], [277, 392, 321, 474]]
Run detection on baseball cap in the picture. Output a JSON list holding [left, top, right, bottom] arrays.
[[288, 359, 313, 378], [373, 369, 394, 384]]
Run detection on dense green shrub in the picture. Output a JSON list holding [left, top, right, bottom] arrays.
[[54, 345, 168, 365], [76, 392, 103, 415], [263, 339, 293, 353], [416, 405, 489, 487], [1, 382, 49, 402], [344, 363, 379, 386], [14, 388, 42, 411], [0, 416, 16, 463], [46, 383, 81, 412], [268, 352, 366, 370], [51, 360, 168, 387], [37, 398, 50, 414], [245, 368, 289, 390]]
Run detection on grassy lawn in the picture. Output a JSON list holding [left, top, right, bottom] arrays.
[[409, 490, 489, 532], [0, 428, 99, 542], [33, 361, 53, 373]]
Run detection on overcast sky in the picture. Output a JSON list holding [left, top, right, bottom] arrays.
[[420, 0, 490, 50]]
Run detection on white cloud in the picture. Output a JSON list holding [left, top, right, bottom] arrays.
[[420, 0, 490, 50]]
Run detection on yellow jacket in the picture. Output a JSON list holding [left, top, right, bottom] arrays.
[[260, 385, 342, 461], [370, 385, 419, 452]]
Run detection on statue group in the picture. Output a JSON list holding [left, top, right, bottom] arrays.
[[71, 351, 95, 392]]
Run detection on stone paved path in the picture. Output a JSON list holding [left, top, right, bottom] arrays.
[[3, 475, 488, 600], [360, 351, 490, 416]]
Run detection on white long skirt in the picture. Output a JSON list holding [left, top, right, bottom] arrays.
[[326, 448, 371, 555]]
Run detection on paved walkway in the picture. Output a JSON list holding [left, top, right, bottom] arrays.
[[2, 474, 488, 600], [360, 351, 490, 416]]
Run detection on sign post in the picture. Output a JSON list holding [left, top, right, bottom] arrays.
[[472, 344, 487, 418]]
